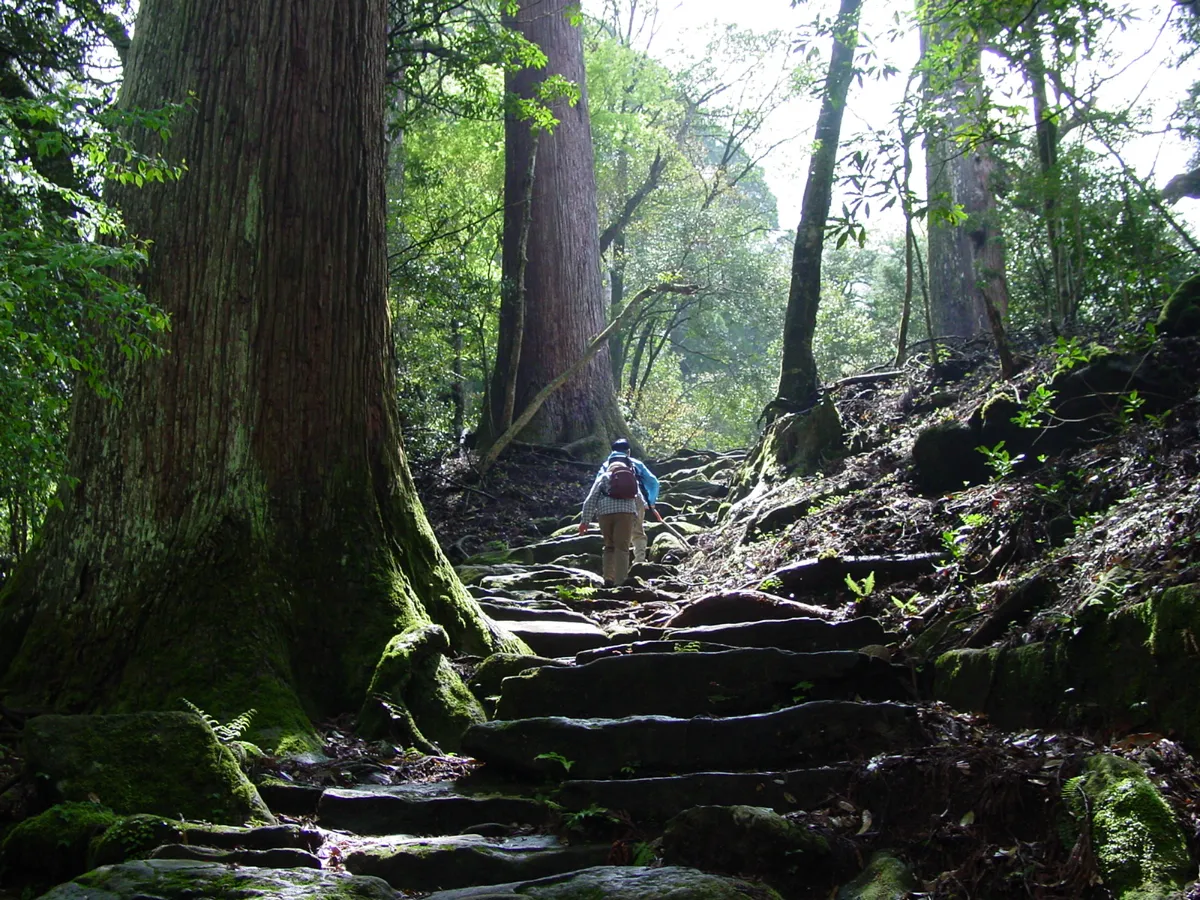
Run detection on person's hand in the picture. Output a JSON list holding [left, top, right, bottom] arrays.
[[577, 522, 588, 535]]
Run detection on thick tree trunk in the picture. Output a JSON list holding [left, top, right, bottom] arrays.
[[921, 23, 1010, 341], [0, 0, 516, 749], [479, 0, 626, 455], [776, 0, 863, 407]]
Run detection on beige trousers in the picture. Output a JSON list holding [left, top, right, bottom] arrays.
[[598, 512, 636, 585], [632, 504, 647, 563]]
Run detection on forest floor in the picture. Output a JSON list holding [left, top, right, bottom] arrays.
[[6, 331, 1200, 897], [398, 328, 1200, 897]]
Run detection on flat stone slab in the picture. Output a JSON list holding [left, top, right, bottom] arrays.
[[498, 620, 612, 657], [666, 590, 834, 627], [556, 767, 853, 821], [477, 601, 598, 625], [665, 616, 887, 652], [150, 844, 320, 868], [318, 782, 548, 836], [494, 649, 907, 720], [39, 859, 396, 899], [461, 701, 928, 779], [479, 567, 606, 593], [423, 864, 782, 899], [343, 834, 610, 892]]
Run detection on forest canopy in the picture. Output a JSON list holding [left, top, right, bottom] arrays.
[[0, 0, 1197, 563]]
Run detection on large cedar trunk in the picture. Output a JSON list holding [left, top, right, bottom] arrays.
[[921, 25, 1009, 340], [480, 0, 625, 453], [0, 0, 515, 747]]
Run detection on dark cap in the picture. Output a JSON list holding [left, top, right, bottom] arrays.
[[611, 438, 631, 454]]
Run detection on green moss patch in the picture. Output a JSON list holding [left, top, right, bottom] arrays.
[[22, 711, 273, 825], [0, 801, 121, 886], [1065, 755, 1193, 899]]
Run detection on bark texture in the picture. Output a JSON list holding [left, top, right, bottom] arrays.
[[480, 0, 625, 453], [0, 0, 515, 747], [921, 23, 1009, 340], [776, 0, 863, 407]]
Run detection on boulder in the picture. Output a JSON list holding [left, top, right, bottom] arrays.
[[1063, 755, 1193, 899], [469, 653, 567, 708], [734, 398, 845, 497], [837, 852, 918, 899], [1158, 271, 1200, 337], [910, 419, 988, 493], [663, 805, 829, 875], [0, 801, 121, 886], [21, 712, 273, 825], [37, 858, 397, 899], [89, 817, 321, 868], [421, 865, 783, 899], [357, 624, 486, 754]]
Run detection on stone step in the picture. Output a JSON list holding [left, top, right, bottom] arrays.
[[498, 619, 613, 657], [342, 834, 611, 893], [461, 700, 928, 779], [476, 599, 597, 624], [317, 782, 548, 836], [663, 615, 888, 652], [555, 766, 853, 822], [494, 649, 909, 720], [421, 865, 782, 900], [38, 859, 397, 899]]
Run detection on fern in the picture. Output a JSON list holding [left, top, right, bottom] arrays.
[[181, 699, 257, 743]]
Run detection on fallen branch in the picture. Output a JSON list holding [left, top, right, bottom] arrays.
[[479, 280, 699, 475], [830, 370, 904, 390]]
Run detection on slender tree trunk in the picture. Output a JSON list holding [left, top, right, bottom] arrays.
[[776, 0, 863, 407], [0, 0, 516, 747], [480, 0, 626, 454], [610, 228, 627, 389]]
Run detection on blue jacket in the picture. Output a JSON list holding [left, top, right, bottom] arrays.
[[595, 452, 659, 506]]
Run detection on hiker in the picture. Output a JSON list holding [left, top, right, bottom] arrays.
[[593, 438, 660, 564], [578, 443, 647, 586]]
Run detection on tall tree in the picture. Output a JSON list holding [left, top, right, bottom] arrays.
[[919, 2, 1009, 341], [776, 0, 863, 408], [0, 0, 516, 748], [479, 0, 626, 455]]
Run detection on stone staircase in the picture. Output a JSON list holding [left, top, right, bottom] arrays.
[[37, 455, 948, 898]]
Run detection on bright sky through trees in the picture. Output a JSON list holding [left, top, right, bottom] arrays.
[[584, 0, 1200, 231]]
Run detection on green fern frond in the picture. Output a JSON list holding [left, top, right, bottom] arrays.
[[180, 698, 257, 744]]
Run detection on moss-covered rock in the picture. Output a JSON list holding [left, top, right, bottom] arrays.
[[22, 712, 273, 825], [733, 398, 845, 498], [933, 586, 1200, 745], [662, 805, 829, 876], [1065, 755, 1194, 899], [357, 624, 486, 753], [910, 419, 988, 493], [39, 857, 398, 899], [469, 653, 566, 711], [89, 814, 184, 867], [0, 801, 121, 886], [837, 851, 917, 900], [1157, 272, 1200, 337]]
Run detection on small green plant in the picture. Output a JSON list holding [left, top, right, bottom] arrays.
[[757, 575, 784, 593], [791, 680, 815, 704], [1012, 383, 1056, 429], [672, 641, 703, 653], [977, 441, 1024, 480], [619, 762, 640, 776], [535, 751, 575, 773], [941, 513, 988, 560], [631, 841, 658, 865], [562, 803, 617, 830], [181, 699, 256, 743], [1116, 390, 1145, 428], [844, 571, 875, 600], [1051, 336, 1091, 374], [891, 595, 920, 616], [554, 585, 597, 602]]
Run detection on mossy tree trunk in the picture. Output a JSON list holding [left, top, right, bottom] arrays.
[[0, 0, 516, 749], [478, 0, 627, 455]]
